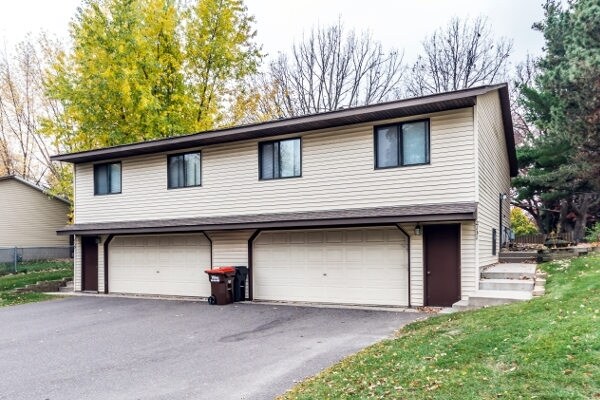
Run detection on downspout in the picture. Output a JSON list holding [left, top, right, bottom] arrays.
[[103, 234, 114, 294], [247, 230, 261, 301], [499, 193, 507, 252], [201, 231, 213, 267], [395, 224, 411, 308]]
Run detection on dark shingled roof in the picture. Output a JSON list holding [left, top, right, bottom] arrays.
[[50, 84, 517, 176], [57, 202, 477, 235]]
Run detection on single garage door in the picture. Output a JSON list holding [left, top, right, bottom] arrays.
[[253, 227, 408, 306], [109, 234, 211, 296]]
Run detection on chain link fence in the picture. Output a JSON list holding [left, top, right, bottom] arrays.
[[0, 246, 74, 275]]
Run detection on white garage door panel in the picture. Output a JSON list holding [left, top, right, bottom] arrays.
[[109, 234, 211, 296], [254, 228, 408, 306]]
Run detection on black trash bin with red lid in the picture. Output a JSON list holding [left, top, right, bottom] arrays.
[[204, 266, 236, 305]]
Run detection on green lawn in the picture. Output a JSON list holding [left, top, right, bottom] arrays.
[[280, 255, 600, 400], [0, 259, 72, 275], [0, 263, 73, 307]]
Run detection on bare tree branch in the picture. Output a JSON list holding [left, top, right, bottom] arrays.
[[264, 21, 405, 118], [0, 34, 64, 184], [406, 16, 513, 97]]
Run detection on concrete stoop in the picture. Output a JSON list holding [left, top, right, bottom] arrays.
[[452, 263, 545, 312], [59, 281, 74, 293]]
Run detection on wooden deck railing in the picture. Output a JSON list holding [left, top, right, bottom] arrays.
[[513, 232, 576, 245]]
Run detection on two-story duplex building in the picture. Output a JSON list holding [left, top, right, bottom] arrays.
[[52, 83, 517, 308]]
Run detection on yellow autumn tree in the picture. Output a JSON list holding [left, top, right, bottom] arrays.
[[42, 0, 262, 198]]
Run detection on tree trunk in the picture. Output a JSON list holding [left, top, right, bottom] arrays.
[[556, 199, 569, 234], [571, 193, 599, 243]]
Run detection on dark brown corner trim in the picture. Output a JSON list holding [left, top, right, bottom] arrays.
[[103, 234, 114, 294], [200, 231, 213, 267], [247, 230, 261, 301]]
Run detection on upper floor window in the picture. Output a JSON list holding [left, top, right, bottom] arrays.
[[168, 152, 201, 189], [94, 162, 121, 195], [375, 120, 430, 168], [259, 138, 301, 180]]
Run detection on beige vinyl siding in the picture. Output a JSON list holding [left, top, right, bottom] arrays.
[[461, 221, 477, 299], [475, 92, 511, 267], [74, 236, 81, 291], [0, 179, 70, 246], [98, 235, 107, 293], [398, 224, 424, 307], [74, 108, 475, 223], [207, 230, 253, 267]]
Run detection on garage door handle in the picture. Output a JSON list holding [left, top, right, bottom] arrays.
[[323, 273, 327, 277]]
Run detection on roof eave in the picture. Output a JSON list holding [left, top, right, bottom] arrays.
[[50, 85, 509, 164], [57, 212, 477, 236], [497, 85, 518, 177]]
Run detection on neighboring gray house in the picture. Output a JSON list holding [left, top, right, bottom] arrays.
[[52, 84, 517, 308], [0, 175, 71, 248]]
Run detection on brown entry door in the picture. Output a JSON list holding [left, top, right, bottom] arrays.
[[424, 224, 461, 306], [82, 237, 98, 292]]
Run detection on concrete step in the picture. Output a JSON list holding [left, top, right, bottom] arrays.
[[59, 281, 74, 292], [481, 263, 537, 280], [451, 299, 471, 311], [533, 277, 546, 297], [467, 290, 533, 308], [479, 278, 534, 291]]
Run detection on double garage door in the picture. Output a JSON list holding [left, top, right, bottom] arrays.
[[253, 228, 408, 306], [109, 234, 211, 296], [107, 228, 408, 306]]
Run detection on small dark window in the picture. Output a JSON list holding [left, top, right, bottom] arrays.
[[94, 162, 121, 195], [168, 152, 201, 189], [492, 228, 497, 255], [259, 138, 301, 180], [375, 120, 430, 168]]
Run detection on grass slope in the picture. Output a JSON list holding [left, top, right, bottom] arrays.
[[280, 255, 600, 400], [0, 260, 72, 275], [0, 264, 73, 307]]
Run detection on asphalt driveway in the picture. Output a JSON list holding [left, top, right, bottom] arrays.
[[0, 297, 424, 400]]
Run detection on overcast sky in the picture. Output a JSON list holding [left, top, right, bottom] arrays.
[[0, 0, 546, 67]]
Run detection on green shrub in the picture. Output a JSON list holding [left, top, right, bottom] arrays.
[[585, 222, 600, 243], [510, 208, 538, 236]]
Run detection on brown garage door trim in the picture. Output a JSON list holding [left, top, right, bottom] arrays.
[[103, 235, 114, 294]]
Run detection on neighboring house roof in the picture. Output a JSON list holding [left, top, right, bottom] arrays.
[[0, 175, 70, 205], [50, 84, 517, 176], [57, 202, 477, 235]]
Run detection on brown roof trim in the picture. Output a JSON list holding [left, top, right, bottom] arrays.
[[50, 84, 515, 172], [57, 202, 477, 235], [0, 175, 71, 205]]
